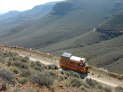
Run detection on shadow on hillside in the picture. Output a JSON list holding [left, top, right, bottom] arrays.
[[80, 73, 88, 79]]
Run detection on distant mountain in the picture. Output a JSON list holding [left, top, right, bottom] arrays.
[[0, 0, 123, 74], [0, 2, 56, 37], [0, 11, 20, 21], [0, 0, 123, 48], [38, 0, 123, 52], [0, 2, 55, 21]]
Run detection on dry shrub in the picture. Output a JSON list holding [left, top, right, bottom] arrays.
[[31, 71, 55, 88], [30, 61, 45, 72], [115, 86, 123, 92], [47, 64, 58, 70], [0, 69, 15, 83]]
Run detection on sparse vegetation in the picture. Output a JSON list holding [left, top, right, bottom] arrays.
[[31, 71, 55, 88], [18, 77, 28, 84], [0, 0, 123, 91], [115, 86, 123, 92], [47, 64, 58, 70], [0, 69, 15, 83], [0, 50, 117, 92]]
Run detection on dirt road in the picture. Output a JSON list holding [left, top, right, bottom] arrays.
[[87, 71, 123, 88], [0, 45, 123, 89], [19, 54, 52, 65]]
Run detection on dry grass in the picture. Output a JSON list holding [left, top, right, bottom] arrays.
[[0, 46, 121, 92]]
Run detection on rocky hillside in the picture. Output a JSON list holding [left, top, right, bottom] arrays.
[[0, 0, 123, 48], [1, 50, 122, 92]]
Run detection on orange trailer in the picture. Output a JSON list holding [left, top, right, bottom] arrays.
[[60, 52, 88, 73]]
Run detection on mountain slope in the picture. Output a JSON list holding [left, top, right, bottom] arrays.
[[51, 12, 123, 74], [0, 0, 123, 48], [41, 11, 123, 52], [0, 2, 55, 37], [0, 0, 123, 74], [71, 35, 123, 74]]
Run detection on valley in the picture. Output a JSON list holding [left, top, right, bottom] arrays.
[[0, 0, 123, 91]]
